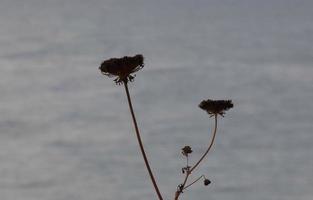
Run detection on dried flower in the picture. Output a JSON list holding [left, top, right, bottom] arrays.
[[99, 54, 144, 84], [204, 179, 211, 186], [199, 99, 233, 117], [182, 146, 193, 156]]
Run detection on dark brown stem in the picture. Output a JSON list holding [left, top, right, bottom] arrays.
[[123, 82, 163, 200], [190, 115, 218, 172], [183, 175, 205, 190], [175, 172, 190, 200], [174, 115, 218, 200]]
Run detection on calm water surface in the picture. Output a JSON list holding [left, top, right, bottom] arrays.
[[0, 0, 313, 200]]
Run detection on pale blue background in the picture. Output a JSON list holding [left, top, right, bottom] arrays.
[[0, 0, 313, 200]]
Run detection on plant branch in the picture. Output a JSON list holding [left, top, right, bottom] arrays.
[[190, 114, 218, 172], [123, 82, 163, 200], [183, 175, 205, 190], [174, 114, 218, 200]]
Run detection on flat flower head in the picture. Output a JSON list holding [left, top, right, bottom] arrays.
[[199, 99, 233, 117], [99, 54, 144, 84]]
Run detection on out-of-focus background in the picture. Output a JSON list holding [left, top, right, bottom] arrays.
[[1, 0, 313, 199]]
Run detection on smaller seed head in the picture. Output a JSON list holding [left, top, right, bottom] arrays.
[[181, 146, 193, 156], [204, 179, 211, 186]]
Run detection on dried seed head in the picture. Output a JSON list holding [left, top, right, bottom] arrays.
[[204, 179, 211, 186], [182, 146, 193, 156], [199, 99, 233, 117], [99, 54, 144, 84]]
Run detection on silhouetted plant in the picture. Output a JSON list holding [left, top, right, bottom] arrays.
[[99, 54, 233, 200], [99, 54, 144, 84], [174, 99, 233, 200], [199, 99, 233, 117]]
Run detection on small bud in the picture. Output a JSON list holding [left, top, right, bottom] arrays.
[[182, 166, 191, 174], [204, 179, 211, 186], [182, 146, 193, 156], [177, 184, 184, 192]]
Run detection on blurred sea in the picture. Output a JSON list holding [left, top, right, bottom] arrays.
[[0, 0, 313, 200]]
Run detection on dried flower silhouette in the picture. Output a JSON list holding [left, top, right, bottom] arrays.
[[99, 54, 144, 84], [182, 146, 193, 156], [99, 54, 163, 200], [174, 99, 233, 200], [204, 178, 211, 186], [99, 54, 234, 200], [199, 99, 233, 117]]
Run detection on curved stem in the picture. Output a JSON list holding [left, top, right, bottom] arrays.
[[174, 115, 218, 200], [123, 82, 163, 200], [183, 175, 205, 190], [190, 115, 218, 172]]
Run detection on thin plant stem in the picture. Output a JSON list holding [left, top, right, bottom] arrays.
[[186, 156, 189, 167], [174, 172, 190, 200], [174, 114, 218, 200], [183, 175, 205, 190], [190, 114, 218, 172], [123, 81, 163, 200]]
